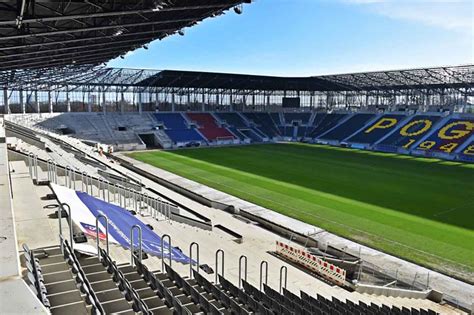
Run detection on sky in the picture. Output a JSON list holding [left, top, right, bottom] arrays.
[[107, 0, 473, 76]]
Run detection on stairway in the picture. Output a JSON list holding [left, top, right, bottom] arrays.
[[31, 246, 90, 315]]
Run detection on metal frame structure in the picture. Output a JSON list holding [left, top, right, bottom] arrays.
[[0, 0, 250, 70], [0, 1, 472, 113], [1, 65, 472, 114]]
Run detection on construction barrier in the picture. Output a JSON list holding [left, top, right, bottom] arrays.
[[276, 241, 346, 286]]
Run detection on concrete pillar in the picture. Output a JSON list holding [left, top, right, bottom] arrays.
[[229, 90, 234, 111], [3, 87, 10, 114], [48, 90, 53, 113], [20, 89, 25, 114], [66, 85, 71, 112], [35, 90, 40, 113]]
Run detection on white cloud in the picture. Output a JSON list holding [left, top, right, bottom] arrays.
[[341, 0, 473, 35]]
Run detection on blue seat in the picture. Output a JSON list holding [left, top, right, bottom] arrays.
[[165, 129, 205, 143]]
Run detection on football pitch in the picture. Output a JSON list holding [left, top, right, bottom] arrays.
[[127, 143, 474, 280]]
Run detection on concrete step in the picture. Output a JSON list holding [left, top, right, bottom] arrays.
[[117, 264, 135, 274], [95, 288, 125, 303], [81, 262, 106, 274], [48, 289, 84, 306], [78, 256, 102, 266], [90, 279, 118, 292], [41, 261, 70, 274], [45, 279, 77, 295], [38, 255, 65, 266], [50, 301, 89, 315], [142, 296, 167, 309], [148, 306, 174, 315], [43, 270, 74, 284], [136, 287, 159, 299], [86, 271, 113, 283], [121, 271, 143, 282], [101, 299, 133, 314], [128, 279, 151, 290]]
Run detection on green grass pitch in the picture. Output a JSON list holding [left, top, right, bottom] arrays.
[[127, 143, 474, 280]]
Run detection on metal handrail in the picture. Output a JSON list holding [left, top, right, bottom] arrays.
[[279, 266, 287, 294], [130, 224, 142, 267], [58, 203, 73, 252], [161, 234, 172, 271], [95, 214, 109, 259], [189, 242, 200, 279], [259, 260, 268, 291], [215, 249, 225, 284], [239, 255, 247, 289]]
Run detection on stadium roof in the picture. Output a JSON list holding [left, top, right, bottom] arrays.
[[0, 0, 250, 71], [1, 65, 473, 93]]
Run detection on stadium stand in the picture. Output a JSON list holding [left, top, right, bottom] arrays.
[[153, 113, 206, 145], [309, 113, 347, 138], [347, 114, 408, 146], [283, 112, 312, 125], [8, 111, 474, 161], [243, 112, 281, 138], [186, 113, 236, 142], [319, 113, 376, 142], [377, 115, 443, 152], [212, 112, 266, 142], [153, 113, 188, 130], [414, 118, 474, 154], [457, 139, 474, 162]]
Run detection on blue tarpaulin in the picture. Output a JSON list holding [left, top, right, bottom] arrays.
[[76, 191, 191, 264]]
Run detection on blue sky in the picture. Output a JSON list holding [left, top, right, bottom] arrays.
[[108, 0, 473, 76]]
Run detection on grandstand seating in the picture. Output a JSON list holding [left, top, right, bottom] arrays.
[[378, 115, 443, 151], [309, 113, 347, 138], [153, 113, 188, 129], [279, 125, 295, 138], [414, 118, 474, 153], [243, 112, 281, 138], [320, 113, 376, 142], [152, 113, 206, 145], [10, 111, 474, 161], [458, 140, 474, 162], [283, 112, 312, 125], [347, 114, 407, 145], [214, 112, 248, 128], [186, 113, 235, 141]]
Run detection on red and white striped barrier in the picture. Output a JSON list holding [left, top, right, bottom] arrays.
[[276, 241, 346, 286]]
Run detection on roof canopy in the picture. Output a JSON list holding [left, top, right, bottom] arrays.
[[0, 0, 249, 71], [1, 65, 472, 93]]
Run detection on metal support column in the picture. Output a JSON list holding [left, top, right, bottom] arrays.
[[48, 89, 53, 113], [138, 90, 142, 115], [20, 89, 25, 114], [35, 90, 40, 113], [66, 85, 71, 112], [3, 86, 9, 114], [171, 92, 176, 112], [121, 90, 125, 113], [102, 89, 106, 115]]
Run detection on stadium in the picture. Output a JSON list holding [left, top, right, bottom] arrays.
[[0, 1, 473, 315]]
